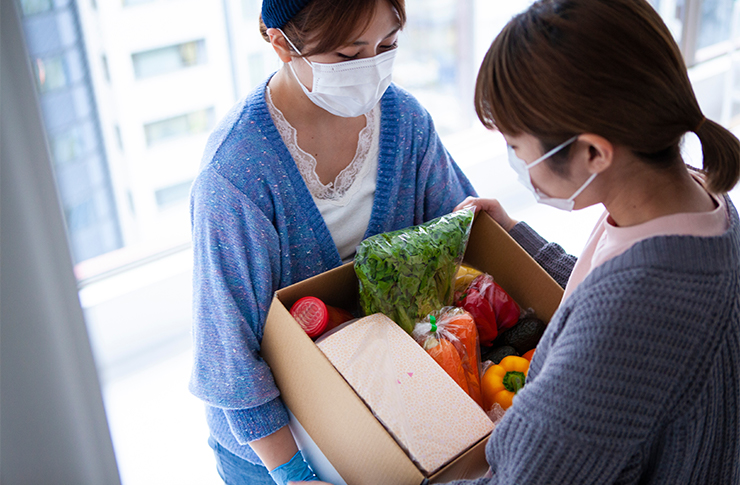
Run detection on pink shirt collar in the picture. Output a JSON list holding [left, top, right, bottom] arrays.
[[562, 190, 728, 303]]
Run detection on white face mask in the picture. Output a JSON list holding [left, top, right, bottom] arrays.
[[279, 29, 397, 118], [507, 135, 597, 211]]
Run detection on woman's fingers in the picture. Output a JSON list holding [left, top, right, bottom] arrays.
[[455, 196, 481, 212], [455, 197, 517, 231]]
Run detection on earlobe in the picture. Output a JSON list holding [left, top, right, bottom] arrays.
[[266, 28, 294, 63]]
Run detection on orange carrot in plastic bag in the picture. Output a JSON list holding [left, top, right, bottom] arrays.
[[423, 337, 469, 395], [445, 312, 483, 407], [413, 307, 484, 408]]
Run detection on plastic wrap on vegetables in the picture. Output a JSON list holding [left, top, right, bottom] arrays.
[[454, 264, 483, 294], [455, 273, 522, 347], [412, 307, 483, 407], [354, 208, 475, 334]]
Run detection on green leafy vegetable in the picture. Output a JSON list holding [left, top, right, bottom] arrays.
[[354, 208, 475, 334]]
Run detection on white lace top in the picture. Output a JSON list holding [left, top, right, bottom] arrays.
[[266, 87, 379, 261]]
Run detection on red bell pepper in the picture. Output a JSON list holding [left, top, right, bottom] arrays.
[[455, 274, 521, 346]]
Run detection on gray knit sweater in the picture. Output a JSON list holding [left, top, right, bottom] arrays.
[[450, 199, 740, 485]]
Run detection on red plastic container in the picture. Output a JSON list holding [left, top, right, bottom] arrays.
[[290, 297, 354, 338]]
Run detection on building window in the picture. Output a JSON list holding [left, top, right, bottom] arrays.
[[51, 123, 96, 165], [127, 190, 136, 215], [35, 56, 68, 93], [697, 0, 735, 51], [143, 107, 215, 147], [51, 127, 85, 165], [19, 0, 53, 16], [132, 40, 207, 79], [66, 198, 97, 231], [155, 180, 193, 209], [114, 124, 124, 151], [101, 54, 111, 82]]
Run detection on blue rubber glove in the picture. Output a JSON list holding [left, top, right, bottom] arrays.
[[268, 451, 318, 485]]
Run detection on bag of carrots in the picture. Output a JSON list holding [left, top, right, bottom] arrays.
[[412, 307, 483, 407]]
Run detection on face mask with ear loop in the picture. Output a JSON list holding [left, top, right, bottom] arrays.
[[507, 135, 597, 211], [278, 29, 397, 118]]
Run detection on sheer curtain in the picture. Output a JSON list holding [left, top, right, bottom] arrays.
[[0, 0, 120, 482]]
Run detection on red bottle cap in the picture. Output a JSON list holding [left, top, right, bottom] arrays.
[[290, 297, 328, 338]]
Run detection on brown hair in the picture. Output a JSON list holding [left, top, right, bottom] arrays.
[[259, 0, 406, 58], [475, 0, 740, 193]]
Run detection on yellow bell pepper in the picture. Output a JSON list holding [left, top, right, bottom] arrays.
[[454, 264, 483, 294], [481, 355, 530, 410]]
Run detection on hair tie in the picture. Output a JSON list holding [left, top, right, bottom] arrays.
[[694, 116, 707, 133]]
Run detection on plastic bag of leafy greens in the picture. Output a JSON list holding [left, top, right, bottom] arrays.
[[354, 208, 475, 334]]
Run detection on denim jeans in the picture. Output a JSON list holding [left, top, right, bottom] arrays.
[[208, 435, 275, 485]]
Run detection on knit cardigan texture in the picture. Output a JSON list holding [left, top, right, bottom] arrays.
[[189, 79, 476, 463], [448, 199, 740, 485]]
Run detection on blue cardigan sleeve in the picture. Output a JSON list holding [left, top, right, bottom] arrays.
[[189, 168, 288, 442]]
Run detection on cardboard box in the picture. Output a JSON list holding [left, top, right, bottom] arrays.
[[261, 212, 564, 485]]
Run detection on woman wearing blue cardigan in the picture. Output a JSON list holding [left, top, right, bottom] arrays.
[[445, 0, 740, 483], [188, 0, 475, 483]]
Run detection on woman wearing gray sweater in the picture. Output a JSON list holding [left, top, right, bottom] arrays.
[[449, 0, 740, 483]]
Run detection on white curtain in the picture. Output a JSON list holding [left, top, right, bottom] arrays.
[[0, 0, 121, 482]]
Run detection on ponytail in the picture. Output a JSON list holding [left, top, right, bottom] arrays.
[[695, 118, 740, 194]]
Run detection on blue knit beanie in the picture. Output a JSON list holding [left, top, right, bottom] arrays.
[[262, 0, 313, 29]]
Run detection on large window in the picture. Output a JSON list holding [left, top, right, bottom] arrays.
[[16, 0, 740, 484]]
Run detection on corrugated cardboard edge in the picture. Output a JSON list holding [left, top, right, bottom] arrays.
[[262, 264, 424, 485]]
